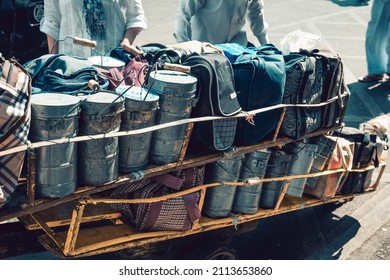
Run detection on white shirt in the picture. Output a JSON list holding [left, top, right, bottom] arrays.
[[174, 0, 269, 46], [40, 0, 148, 57]]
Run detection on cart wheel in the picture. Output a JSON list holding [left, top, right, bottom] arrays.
[[203, 246, 238, 260], [184, 244, 239, 260]]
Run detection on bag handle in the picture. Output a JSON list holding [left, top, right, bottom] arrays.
[[183, 193, 201, 222], [336, 140, 353, 171], [153, 173, 185, 191]]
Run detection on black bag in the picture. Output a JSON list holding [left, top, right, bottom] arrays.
[[182, 52, 242, 151], [313, 50, 349, 129], [280, 53, 322, 139], [280, 49, 349, 139], [230, 44, 286, 146], [333, 127, 384, 194]]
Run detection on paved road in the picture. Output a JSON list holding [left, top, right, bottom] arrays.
[[7, 0, 389, 260], [135, 0, 390, 260]]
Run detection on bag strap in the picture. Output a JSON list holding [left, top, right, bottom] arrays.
[[143, 200, 163, 230], [182, 167, 201, 222], [336, 140, 353, 171], [153, 173, 184, 191], [182, 193, 201, 222], [353, 132, 371, 168]]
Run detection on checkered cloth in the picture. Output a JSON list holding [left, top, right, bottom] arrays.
[[111, 166, 205, 232], [0, 58, 31, 208]]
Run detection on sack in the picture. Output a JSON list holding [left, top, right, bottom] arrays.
[[0, 57, 31, 208], [182, 52, 242, 151], [280, 53, 322, 139], [225, 44, 285, 146], [110, 166, 205, 231], [95, 56, 150, 90], [279, 29, 321, 55], [304, 136, 353, 200], [333, 127, 385, 194]]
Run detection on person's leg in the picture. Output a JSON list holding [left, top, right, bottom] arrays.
[[386, 2, 390, 76], [359, 0, 389, 82], [387, 14, 390, 87]]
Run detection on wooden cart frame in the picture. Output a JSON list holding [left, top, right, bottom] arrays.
[[0, 91, 387, 258]]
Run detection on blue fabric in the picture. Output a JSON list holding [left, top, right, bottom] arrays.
[[215, 43, 256, 63], [365, 0, 390, 74], [24, 54, 108, 94], [231, 44, 286, 146]]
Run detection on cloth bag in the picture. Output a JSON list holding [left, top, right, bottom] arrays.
[[95, 56, 150, 90], [110, 166, 205, 231], [183, 52, 242, 151], [304, 136, 353, 200], [0, 57, 31, 208], [23, 54, 108, 93]]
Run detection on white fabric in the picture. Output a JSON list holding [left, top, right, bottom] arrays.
[[174, 0, 269, 46], [41, 0, 148, 57], [365, 0, 390, 74]]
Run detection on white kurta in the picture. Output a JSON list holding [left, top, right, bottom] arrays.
[[174, 0, 269, 46], [40, 0, 148, 57]]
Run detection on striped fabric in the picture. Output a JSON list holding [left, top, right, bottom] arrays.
[[0, 58, 31, 208]]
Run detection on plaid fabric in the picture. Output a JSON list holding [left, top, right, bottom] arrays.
[[213, 118, 237, 151], [0, 58, 31, 208], [111, 166, 205, 231]]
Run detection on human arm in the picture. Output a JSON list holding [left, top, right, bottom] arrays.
[[173, 0, 205, 42], [121, 27, 143, 56], [47, 34, 59, 54], [40, 0, 61, 53], [121, 0, 148, 55], [247, 0, 269, 45]]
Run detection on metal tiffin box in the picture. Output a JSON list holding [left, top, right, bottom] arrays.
[[232, 149, 272, 214], [77, 91, 124, 186], [116, 86, 159, 172], [202, 153, 244, 218], [30, 93, 80, 198], [147, 70, 197, 165]]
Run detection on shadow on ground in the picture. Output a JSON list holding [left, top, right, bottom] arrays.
[[230, 204, 361, 260], [330, 0, 370, 7]]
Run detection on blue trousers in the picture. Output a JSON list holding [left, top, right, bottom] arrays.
[[365, 0, 390, 74]]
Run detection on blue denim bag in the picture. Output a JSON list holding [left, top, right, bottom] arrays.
[[24, 54, 108, 94]]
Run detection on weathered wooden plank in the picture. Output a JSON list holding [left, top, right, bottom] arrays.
[[37, 191, 369, 258], [19, 202, 121, 230]]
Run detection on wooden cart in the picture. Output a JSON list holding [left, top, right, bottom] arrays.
[[0, 94, 386, 259]]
